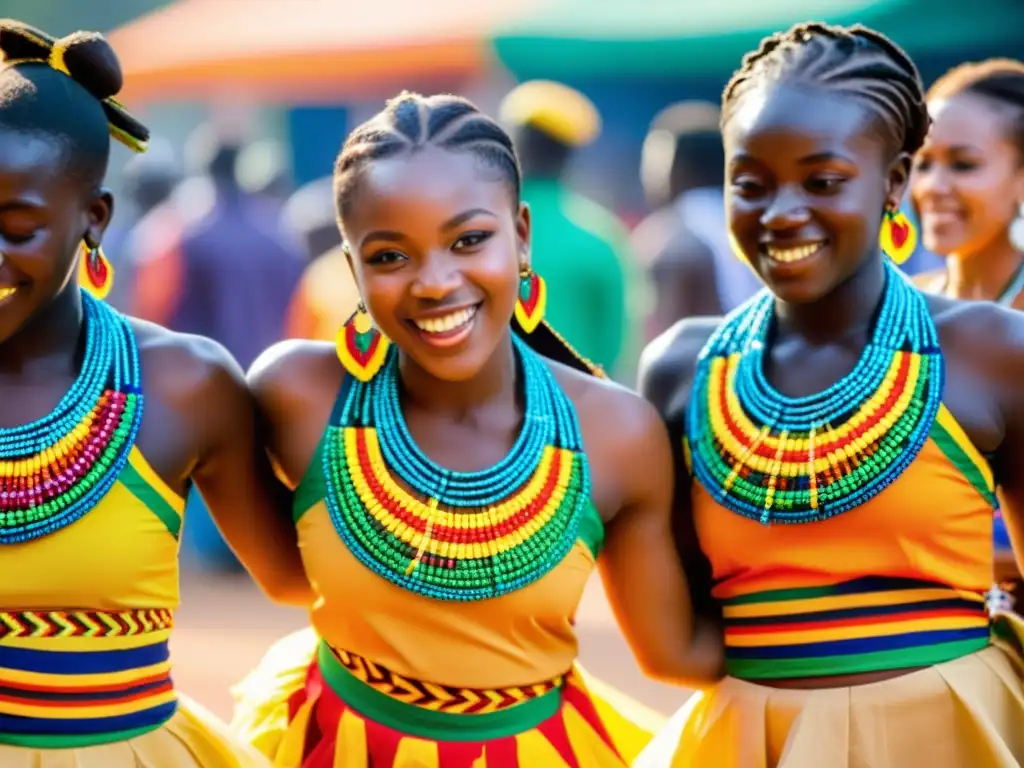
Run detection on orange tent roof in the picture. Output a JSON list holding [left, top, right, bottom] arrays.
[[107, 0, 542, 103]]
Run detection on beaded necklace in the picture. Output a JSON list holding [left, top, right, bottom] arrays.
[[322, 334, 590, 601], [687, 262, 943, 524], [0, 292, 143, 543]]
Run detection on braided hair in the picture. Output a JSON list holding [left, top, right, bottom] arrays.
[[928, 59, 1024, 157], [722, 22, 929, 158], [335, 91, 520, 219], [0, 20, 150, 185], [333, 91, 604, 378]]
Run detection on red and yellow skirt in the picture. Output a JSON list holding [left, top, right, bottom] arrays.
[[231, 630, 662, 767]]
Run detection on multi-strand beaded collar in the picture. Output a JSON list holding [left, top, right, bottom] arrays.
[[323, 334, 590, 602], [0, 292, 143, 544], [687, 262, 943, 524]]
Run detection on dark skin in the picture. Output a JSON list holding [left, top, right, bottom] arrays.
[[639, 82, 1024, 689], [912, 92, 1024, 315], [250, 144, 723, 686], [0, 130, 311, 605], [911, 92, 1024, 584]]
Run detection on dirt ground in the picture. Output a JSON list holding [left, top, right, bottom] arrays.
[[170, 567, 688, 721]]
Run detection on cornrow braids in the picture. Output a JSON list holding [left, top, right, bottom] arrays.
[[334, 91, 521, 219], [722, 22, 929, 158], [928, 59, 1024, 157], [334, 91, 604, 379]]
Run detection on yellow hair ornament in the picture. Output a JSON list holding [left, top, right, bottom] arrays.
[[47, 38, 69, 76]]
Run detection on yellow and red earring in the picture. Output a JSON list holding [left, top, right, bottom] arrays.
[[78, 240, 114, 300], [514, 268, 547, 334], [879, 206, 917, 265], [336, 302, 390, 382]]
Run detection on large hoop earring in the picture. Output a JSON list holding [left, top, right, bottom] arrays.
[[879, 207, 917, 265], [78, 241, 114, 300], [514, 268, 546, 334], [336, 302, 390, 382]]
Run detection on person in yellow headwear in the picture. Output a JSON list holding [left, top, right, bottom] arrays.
[[500, 81, 633, 377]]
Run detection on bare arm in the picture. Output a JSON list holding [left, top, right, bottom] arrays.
[[636, 321, 724, 629], [597, 392, 724, 687], [187, 340, 313, 606]]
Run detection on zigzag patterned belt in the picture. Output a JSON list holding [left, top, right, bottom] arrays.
[[331, 647, 563, 715], [0, 608, 174, 638]]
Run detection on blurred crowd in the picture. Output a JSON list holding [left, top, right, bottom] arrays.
[[106, 78, 946, 569]]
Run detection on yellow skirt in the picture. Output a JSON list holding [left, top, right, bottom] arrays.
[[231, 629, 665, 767], [0, 693, 270, 767], [636, 613, 1024, 768]]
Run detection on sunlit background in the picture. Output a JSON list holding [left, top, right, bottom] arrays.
[[0, 0, 1017, 720]]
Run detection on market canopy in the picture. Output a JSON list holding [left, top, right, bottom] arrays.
[[109, 0, 1021, 103], [106, 0, 545, 103], [491, 0, 1023, 80]]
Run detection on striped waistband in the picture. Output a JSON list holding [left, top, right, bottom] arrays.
[[721, 577, 991, 680], [0, 608, 177, 748], [319, 642, 564, 740]]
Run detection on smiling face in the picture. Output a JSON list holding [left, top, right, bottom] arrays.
[[911, 92, 1024, 259], [0, 128, 112, 344], [724, 82, 909, 304], [340, 144, 530, 382]]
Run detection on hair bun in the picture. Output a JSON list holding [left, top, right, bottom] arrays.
[[0, 19, 56, 62], [57, 31, 122, 101]]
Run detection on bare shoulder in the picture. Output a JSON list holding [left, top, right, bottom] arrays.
[[637, 316, 722, 421], [927, 294, 1024, 396], [248, 339, 342, 416], [129, 317, 245, 406], [553, 363, 664, 446]]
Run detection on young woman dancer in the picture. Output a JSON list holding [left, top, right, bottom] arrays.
[[637, 23, 1024, 768], [230, 92, 723, 767], [0, 20, 309, 765]]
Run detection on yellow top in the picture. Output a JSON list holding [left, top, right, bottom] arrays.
[[0, 446, 186, 747], [691, 404, 997, 679], [0, 446, 184, 610], [292, 432, 605, 689]]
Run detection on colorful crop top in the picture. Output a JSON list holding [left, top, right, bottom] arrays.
[[692, 404, 995, 680], [292, 357, 606, 693], [0, 447, 184, 747]]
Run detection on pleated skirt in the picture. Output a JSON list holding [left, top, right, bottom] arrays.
[[635, 612, 1024, 768], [0, 692, 270, 767]]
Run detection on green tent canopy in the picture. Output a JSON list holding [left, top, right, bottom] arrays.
[[491, 0, 1022, 81]]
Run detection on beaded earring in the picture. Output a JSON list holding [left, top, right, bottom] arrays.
[[514, 268, 547, 334], [78, 241, 114, 300], [336, 302, 390, 382], [879, 206, 917, 265]]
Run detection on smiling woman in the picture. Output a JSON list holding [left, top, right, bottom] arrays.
[[911, 60, 1024, 305], [637, 22, 1024, 768], [229, 92, 724, 768], [0, 17, 312, 768]]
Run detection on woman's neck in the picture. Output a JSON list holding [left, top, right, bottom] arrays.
[[0, 287, 84, 380], [397, 332, 518, 419], [945, 233, 1023, 302], [773, 256, 886, 346]]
